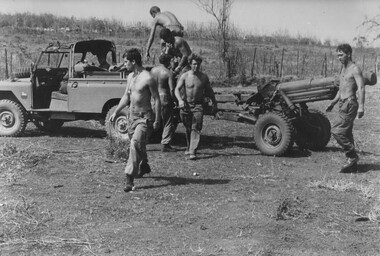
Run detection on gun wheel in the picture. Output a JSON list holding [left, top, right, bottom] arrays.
[[294, 109, 331, 150], [254, 112, 294, 156]]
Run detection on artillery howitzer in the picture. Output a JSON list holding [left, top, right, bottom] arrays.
[[211, 72, 377, 156]]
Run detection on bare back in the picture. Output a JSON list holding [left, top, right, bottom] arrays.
[[150, 66, 172, 96], [127, 70, 154, 113], [339, 63, 361, 99], [154, 11, 183, 32]]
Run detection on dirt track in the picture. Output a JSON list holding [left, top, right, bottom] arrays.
[[1, 86, 380, 255]]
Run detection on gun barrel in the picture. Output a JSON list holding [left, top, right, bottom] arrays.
[[277, 77, 335, 92]]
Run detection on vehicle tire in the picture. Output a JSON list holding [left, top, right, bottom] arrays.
[[105, 105, 130, 141], [33, 120, 65, 133], [0, 99, 27, 137], [253, 112, 295, 156], [12, 67, 31, 79], [294, 109, 331, 150]]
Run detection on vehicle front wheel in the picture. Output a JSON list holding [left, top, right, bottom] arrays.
[[105, 105, 130, 141], [0, 99, 27, 137], [253, 112, 294, 156]]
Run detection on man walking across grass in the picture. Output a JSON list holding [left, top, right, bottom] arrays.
[[110, 48, 161, 192], [175, 53, 217, 160], [326, 43, 366, 173], [150, 54, 178, 152]]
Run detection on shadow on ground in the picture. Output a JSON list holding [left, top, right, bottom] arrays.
[[138, 175, 231, 190]]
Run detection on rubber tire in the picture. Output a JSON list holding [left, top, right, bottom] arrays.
[[0, 99, 27, 137], [12, 67, 31, 79], [294, 109, 331, 150], [254, 112, 295, 156], [105, 105, 130, 141], [34, 120, 64, 133]]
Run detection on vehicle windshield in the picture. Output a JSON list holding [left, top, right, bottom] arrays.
[[37, 52, 69, 69]]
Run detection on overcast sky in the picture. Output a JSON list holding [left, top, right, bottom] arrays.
[[1, 0, 380, 46]]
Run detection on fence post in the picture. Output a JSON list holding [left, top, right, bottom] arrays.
[[296, 49, 299, 76], [10, 53, 13, 78], [250, 48, 257, 77], [375, 55, 378, 74], [5, 48, 9, 79], [362, 55, 365, 70], [280, 48, 285, 78]]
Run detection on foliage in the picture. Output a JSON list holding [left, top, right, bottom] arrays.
[[193, 0, 235, 77]]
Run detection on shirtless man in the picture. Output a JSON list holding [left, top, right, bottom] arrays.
[[109, 48, 161, 192], [145, 6, 184, 59], [150, 54, 178, 152], [160, 28, 192, 77], [175, 54, 217, 160], [326, 43, 365, 173]]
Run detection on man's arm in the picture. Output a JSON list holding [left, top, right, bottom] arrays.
[[148, 77, 161, 130], [353, 66, 365, 118], [326, 90, 340, 112], [146, 20, 159, 59], [109, 81, 131, 121], [204, 75, 218, 114], [175, 73, 186, 107], [174, 38, 191, 74], [168, 71, 175, 99]]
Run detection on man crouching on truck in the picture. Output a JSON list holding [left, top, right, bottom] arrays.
[[326, 43, 365, 173], [109, 48, 161, 192], [175, 53, 217, 160]]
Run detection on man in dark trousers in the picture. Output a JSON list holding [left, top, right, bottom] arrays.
[[150, 54, 178, 152], [326, 43, 366, 173]]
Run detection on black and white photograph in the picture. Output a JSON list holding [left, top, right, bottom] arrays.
[[1, 0, 379, 255]]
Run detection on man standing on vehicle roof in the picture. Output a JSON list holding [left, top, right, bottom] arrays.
[[150, 54, 178, 152], [145, 6, 184, 60], [109, 48, 161, 192], [175, 53, 217, 160], [326, 43, 366, 173]]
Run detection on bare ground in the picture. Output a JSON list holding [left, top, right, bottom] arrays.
[[1, 86, 380, 256]]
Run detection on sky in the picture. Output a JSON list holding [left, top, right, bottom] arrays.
[[1, 0, 380, 46]]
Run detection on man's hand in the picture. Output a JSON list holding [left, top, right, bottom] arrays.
[[145, 52, 150, 60], [212, 103, 218, 115], [153, 121, 160, 131], [326, 103, 334, 112], [109, 113, 116, 122], [177, 100, 185, 109]]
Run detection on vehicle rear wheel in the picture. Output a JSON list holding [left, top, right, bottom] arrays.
[[254, 112, 294, 156], [105, 105, 130, 141], [33, 120, 65, 133], [294, 109, 331, 150], [0, 99, 27, 137]]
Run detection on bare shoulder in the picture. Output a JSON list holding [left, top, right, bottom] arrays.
[[351, 63, 363, 75]]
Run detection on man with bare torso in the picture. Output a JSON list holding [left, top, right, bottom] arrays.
[[326, 43, 365, 173], [160, 28, 192, 77], [109, 48, 161, 192], [175, 54, 217, 160], [150, 54, 178, 152], [145, 6, 184, 59]]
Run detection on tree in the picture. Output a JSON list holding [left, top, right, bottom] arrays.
[[361, 13, 380, 43], [193, 0, 234, 77]]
